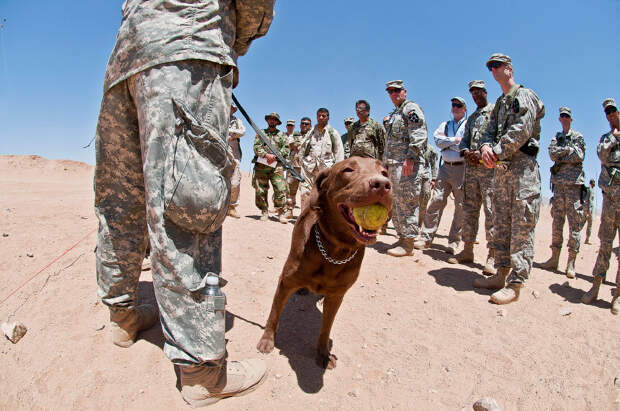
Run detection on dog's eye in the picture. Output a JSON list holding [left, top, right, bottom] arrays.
[[342, 167, 355, 173], [381, 170, 388, 177]]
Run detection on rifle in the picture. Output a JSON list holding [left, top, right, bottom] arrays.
[[232, 93, 303, 182]]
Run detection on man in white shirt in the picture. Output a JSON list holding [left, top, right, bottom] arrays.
[[414, 97, 467, 254]]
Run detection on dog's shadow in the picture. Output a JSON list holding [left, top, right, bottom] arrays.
[[273, 292, 329, 393]]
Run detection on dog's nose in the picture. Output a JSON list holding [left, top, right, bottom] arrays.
[[369, 176, 391, 194]]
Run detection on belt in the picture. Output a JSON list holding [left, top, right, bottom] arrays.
[[443, 161, 463, 166]]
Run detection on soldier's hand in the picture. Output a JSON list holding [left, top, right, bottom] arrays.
[[402, 158, 414, 177], [480, 146, 497, 169], [266, 153, 276, 164], [471, 150, 482, 163]]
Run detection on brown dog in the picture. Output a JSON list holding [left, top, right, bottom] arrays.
[[256, 157, 393, 369]]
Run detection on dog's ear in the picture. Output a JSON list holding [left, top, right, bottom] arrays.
[[308, 168, 331, 211]]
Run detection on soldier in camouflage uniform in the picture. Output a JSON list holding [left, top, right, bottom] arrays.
[[94, 1, 274, 405], [253, 113, 289, 224], [584, 179, 595, 244], [383, 80, 429, 257], [448, 80, 496, 275], [341, 117, 354, 158], [539, 107, 586, 278], [419, 145, 438, 227], [227, 104, 246, 219], [476, 53, 545, 305], [299, 108, 345, 210], [285, 117, 311, 219], [348, 100, 386, 160], [582, 98, 620, 315]]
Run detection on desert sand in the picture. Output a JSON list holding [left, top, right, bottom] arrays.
[[0, 154, 618, 410]]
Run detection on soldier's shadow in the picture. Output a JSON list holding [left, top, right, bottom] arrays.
[[423, 248, 454, 263], [427, 267, 492, 296], [549, 281, 612, 309], [272, 292, 329, 393], [370, 240, 395, 254]]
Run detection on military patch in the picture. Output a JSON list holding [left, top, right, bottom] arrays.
[[512, 98, 520, 113], [408, 111, 420, 123]]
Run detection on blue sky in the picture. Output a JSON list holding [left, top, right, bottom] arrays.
[[0, 1, 618, 205]]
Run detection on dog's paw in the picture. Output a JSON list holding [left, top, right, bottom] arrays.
[[256, 336, 275, 353], [316, 351, 337, 369]]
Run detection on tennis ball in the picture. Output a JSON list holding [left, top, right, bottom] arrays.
[[352, 204, 388, 231]]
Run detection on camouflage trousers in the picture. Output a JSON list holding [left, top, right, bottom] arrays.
[[286, 167, 301, 210], [230, 159, 241, 207], [461, 164, 494, 247], [299, 164, 324, 209], [95, 60, 233, 365], [387, 162, 423, 239], [420, 162, 464, 243], [550, 184, 585, 253], [592, 188, 620, 285], [492, 155, 541, 284], [585, 213, 593, 240], [419, 177, 432, 227], [253, 163, 287, 211]]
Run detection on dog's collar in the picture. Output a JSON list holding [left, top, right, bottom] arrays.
[[314, 224, 358, 265]]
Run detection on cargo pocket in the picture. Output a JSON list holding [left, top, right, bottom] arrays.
[[162, 98, 234, 234]]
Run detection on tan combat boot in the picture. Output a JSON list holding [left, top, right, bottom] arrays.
[[180, 359, 267, 407], [284, 209, 294, 219], [260, 210, 269, 221], [387, 238, 415, 257], [482, 248, 496, 275], [277, 209, 288, 224], [109, 304, 158, 348], [447, 242, 474, 264], [446, 241, 459, 255], [413, 238, 431, 250], [611, 289, 620, 315], [565, 250, 577, 279], [227, 206, 240, 219], [490, 282, 523, 305], [581, 275, 603, 304], [540, 247, 560, 270], [473, 267, 509, 290]]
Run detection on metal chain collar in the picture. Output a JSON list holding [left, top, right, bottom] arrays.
[[314, 225, 358, 265]]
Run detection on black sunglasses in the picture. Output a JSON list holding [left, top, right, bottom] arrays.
[[559, 113, 571, 118], [452, 103, 464, 108], [300, 122, 311, 125], [605, 106, 618, 115], [487, 61, 503, 71]]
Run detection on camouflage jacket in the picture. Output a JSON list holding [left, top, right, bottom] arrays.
[[228, 116, 245, 160], [597, 130, 620, 190], [481, 84, 545, 162], [300, 125, 344, 171], [460, 103, 494, 152], [548, 129, 585, 186], [424, 145, 439, 180], [384, 100, 428, 165], [103, 0, 274, 92], [348, 117, 386, 159], [341, 132, 350, 158], [253, 128, 289, 165], [288, 131, 304, 168]]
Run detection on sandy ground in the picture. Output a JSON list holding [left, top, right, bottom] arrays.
[[0, 154, 619, 410]]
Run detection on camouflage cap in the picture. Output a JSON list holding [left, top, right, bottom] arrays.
[[265, 112, 282, 125], [559, 107, 572, 117], [344, 117, 354, 124], [451, 96, 466, 106], [602, 98, 617, 110], [385, 80, 405, 91], [468, 80, 486, 91], [486, 53, 512, 68], [286, 119, 295, 126]]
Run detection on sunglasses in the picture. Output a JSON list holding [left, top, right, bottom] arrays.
[[301, 122, 311, 125], [387, 89, 402, 95], [452, 103, 464, 108], [487, 61, 503, 71], [605, 106, 618, 115], [559, 113, 571, 118]]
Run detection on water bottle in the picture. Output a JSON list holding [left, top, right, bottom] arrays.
[[204, 274, 226, 356]]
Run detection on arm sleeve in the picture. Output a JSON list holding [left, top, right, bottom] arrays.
[[597, 132, 619, 163], [492, 91, 541, 160], [459, 118, 473, 151], [254, 134, 267, 157], [434, 122, 458, 149], [233, 0, 275, 56], [431, 150, 438, 180], [229, 118, 246, 139], [404, 104, 427, 161], [331, 128, 345, 162], [548, 135, 570, 161], [558, 133, 585, 163]]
